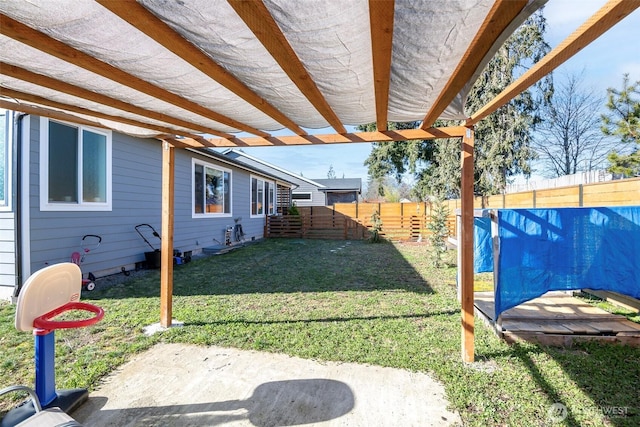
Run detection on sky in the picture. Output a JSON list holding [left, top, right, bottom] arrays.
[[223, 1, 640, 187]]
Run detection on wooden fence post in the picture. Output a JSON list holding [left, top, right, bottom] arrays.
[[579, 184, 583, 207], [344, 218, 348, 239]]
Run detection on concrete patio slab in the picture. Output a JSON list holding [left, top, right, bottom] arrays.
[[71, 343, 460, 426]]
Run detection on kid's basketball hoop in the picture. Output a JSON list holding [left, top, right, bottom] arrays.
[[12, 262, 105, 418], [32, 301, 104, 333]]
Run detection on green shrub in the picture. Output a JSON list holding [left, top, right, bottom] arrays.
[[287, 203, 300, 216], [426, 199, 449, 266], [369, 211, 383, 243]]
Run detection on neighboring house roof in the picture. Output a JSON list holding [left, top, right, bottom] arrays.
[[188, 148, 296, 187], [223, 150, 363, 193], [311, 178, 362, 193], [222, 149, 324, 188]]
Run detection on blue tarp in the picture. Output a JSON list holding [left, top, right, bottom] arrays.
[[474, 217, 493, 273], [495, 206, 640, 317]]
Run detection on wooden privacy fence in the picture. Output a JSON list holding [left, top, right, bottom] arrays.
[[444, 176, 639, 210], [265, 211, 368, 240], [266, 204, 450, 241], [442, 177, 639, 236], [265, 177, 640, 241]]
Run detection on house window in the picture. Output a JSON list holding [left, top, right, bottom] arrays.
[[292, 192, 312, 201], [251, 176, 275, 216], [327, 191, 357, 205], [266, 182, 275, 215], [40, 118, 112, 211], [193, 160, 231, 216], [0, 110, 7, 207]]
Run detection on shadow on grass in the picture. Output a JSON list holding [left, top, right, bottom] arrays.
[[87, 239, 436, 300], [183, 310, 459, 328], [545, 342, 640, 427], [481, 341, 640, 426]]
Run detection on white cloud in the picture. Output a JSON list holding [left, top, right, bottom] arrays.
[[543, 0, 603, 32]]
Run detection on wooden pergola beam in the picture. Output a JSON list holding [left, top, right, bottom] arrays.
[[467, 0, 639, 125], [228, 0, 347, 134], [0, 13, 269, 138], [0, 87, 209, 146], [421, 0, 528, 129], [201, 126, 467, 147], [369, 0, 395, 132], [0, 100, 109, 129], [1, 62, 233, 140], [97, 0, 307, 136]]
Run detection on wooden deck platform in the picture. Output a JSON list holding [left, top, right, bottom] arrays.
[[474, 292, 640, 347]]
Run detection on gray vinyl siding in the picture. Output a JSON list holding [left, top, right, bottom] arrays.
[[227, 171, 265, 239], [0, 109, 17, 299], [172, 151, 266, 250], [26, 117, 271, 281], [0, 213, 16, 298], [291, 181, 325, 207], [28, 120, 163, 278]]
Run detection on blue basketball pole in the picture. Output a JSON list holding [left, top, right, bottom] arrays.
[[32, 328, 89, 412], [34, 330, 57, 406]]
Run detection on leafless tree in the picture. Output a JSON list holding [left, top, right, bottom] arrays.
[[533, 72, 616, 177]]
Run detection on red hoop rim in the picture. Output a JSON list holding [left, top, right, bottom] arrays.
[[33, 301, 104, 333]]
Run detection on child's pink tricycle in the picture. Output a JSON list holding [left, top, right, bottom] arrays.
[[70, 234, 101, 291]]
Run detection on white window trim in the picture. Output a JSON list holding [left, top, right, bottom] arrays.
[[192, 158, 232, 218], [267, 180, 275, 216], [21, 115, 31, 279], [39, 117, 112, 212], [250, 175, 275, 218], [292, 192, 312, 201]]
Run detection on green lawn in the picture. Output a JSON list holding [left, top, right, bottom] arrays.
[[1, 239, 639, 426]]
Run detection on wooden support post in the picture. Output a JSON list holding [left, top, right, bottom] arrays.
[[160, 141, 175, 328], [491, 210, 500, 304], [579, 184, 584, 207], [344, 218, 348, 240], [532, 190, 537, 208], [456, 213, 462, 302], [461, 127, 475, 363]]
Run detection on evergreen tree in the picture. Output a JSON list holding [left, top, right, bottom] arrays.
[[601, 74, 640, 177], [470, 10, 552, 194], [426, 199, 450, 267], [327, 164, 337, 179], [362, 10, 552, 197]]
